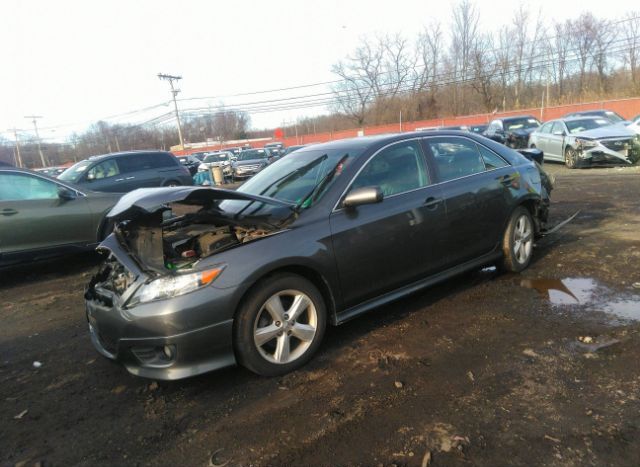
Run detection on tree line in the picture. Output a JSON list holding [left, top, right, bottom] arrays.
[[325, 3, 640, 128]]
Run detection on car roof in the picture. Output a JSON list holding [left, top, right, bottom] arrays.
[[88, 150, 172, 161], [556, 116, 607, 122], [293, 131, 492, 156], [498, 115, 537, 122], [1, 166, 63, 181]]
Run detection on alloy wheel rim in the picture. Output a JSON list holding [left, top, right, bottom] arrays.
[[253, 290, 317, 364], [513, 215, 533, 264], [566, 149, 576, 167]]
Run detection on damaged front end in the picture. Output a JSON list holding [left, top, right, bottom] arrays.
[[103, 187, 297, 274]]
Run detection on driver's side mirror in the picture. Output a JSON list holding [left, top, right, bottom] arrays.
[[343, 186, 383, 208], [86, 172, 96, 181], [57, 186, 77, 200], [553, 130, 566, 136]]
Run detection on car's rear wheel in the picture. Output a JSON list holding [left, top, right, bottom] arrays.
[[500, 207, 534, 272], [234, 274, 327, 376], [564, 147, 578, 169]]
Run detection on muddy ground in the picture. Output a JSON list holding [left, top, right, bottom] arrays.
[[1, 164, 640, 467]]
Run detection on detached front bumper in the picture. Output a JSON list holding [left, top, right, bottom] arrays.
[[85, 235, 237, 380], [578, 145, 635, 166]]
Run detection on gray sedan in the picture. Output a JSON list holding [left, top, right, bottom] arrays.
[[0, 167, 121, 268], [529, 117, 639, 168]]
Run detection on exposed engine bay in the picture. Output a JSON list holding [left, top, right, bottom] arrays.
[[117, 205, 288, 273]]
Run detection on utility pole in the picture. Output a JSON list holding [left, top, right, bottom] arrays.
[[24, 116, 46, 167], [8, 128, 23, 167], [157, 73, 185, 149], [25, 116, 45, 166]]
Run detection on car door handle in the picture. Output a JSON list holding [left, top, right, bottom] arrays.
[[1, 208, 18, 216], [424, 197, 443, 210], [115, 178, 125, 182], [125, 176, 135, 180]]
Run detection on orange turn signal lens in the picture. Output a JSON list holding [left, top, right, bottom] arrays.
[[200, 268, 223, 285]]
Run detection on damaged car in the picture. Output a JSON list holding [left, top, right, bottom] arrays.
[[484, 115, 541, 149], [85, 132, 552, 380], [529, 117, 640, 168]]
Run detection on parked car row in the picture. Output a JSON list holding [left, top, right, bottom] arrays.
[[480, 110, 639, 168], [417, 109, 639, 168]]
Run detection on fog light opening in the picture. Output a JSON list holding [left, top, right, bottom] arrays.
[[163, 345, 175, 359]]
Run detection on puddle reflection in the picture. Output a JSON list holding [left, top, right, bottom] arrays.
[[520, 277, 640, 322]]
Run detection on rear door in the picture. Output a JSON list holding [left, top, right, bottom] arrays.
[[424, 136, 513, 267], [150, 152, 186, 185], [533, 122, 553, 155], [330, 139, 448, 308], [547, 122, 567, 160], [0, 171, 94, 254], [115, 154, 160, 190]]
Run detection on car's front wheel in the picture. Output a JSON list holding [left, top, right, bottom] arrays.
[[564, 147, 578, 169], [234, 274, 327, 376], [501, 207, 534, 272]]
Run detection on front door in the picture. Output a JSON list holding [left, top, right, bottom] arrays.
[[330, 140, 448, 308], [0, 172, 93, 254]]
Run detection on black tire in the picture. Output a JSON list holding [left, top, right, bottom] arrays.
[[564, 147, 578, 169], [233, 273, 327, 376], [164, 180, 181, 187], [500, 207, 534, 273]]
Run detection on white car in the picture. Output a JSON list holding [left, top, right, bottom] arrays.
[[197, 152, 233, 175]]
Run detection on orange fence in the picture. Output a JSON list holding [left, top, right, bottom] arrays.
[[175, 97, 640, 155]]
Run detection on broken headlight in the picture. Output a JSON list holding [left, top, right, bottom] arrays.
[[575, 138, 598, 149], [128, 266, 224, 306]]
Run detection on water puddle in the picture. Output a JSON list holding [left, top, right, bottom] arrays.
[[520, 277, 640, 323]]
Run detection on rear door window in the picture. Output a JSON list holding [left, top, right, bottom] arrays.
[[426, 137, 486, 182], [149, 153, 178, 168], [538, 122, 553, 134], [477, 145, 509, 170]]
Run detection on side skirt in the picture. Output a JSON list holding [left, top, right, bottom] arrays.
[[335, 251, 502, 325]]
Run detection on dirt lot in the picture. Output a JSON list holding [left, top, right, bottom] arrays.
[[2, 164, 640, 467]]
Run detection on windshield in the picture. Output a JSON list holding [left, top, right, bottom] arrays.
[[59, 160, 93, 182], [203, 154, 228, 163], [566, 118, 612, 134], [220, 148, 356, 215], [505, 118, 540, 131], [239, 150, 269, 161], [603, 111, 624, 123]]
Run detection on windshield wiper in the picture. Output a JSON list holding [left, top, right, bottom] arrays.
[[294, 154, 349, 212], [257, 154, 328, 198]]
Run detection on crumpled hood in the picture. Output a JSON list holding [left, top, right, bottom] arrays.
[[572, 126, 635, 140], [508, 128, 537, 137], [234, 159, 266, 167], [107, 186, 294, 220]]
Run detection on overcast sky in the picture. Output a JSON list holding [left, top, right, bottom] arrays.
[[1, 0, 634, 141]]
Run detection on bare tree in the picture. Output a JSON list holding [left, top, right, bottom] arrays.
[[470, 33, 498, 112], [511, 6, 545, 108], [621, 12, 640, 90], [571, 13, 598, 95], [449, 0, 480, 114]]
